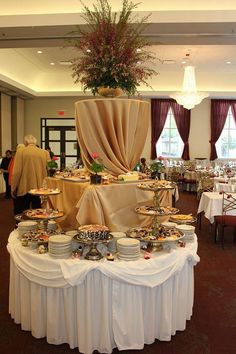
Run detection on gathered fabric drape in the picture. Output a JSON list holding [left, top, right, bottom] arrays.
[[170, 101, 190, 160], [210, 100, 231, 160], [75, 99, 150, 176], [230, 101, 236, 124], [151, 99, 171, 160], [151, 99, 190, 160]]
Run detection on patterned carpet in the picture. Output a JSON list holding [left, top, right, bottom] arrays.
[[0, 191, 235, 354]]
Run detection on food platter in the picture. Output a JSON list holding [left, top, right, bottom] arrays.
[[28, 188, 61, 195], [169, 214, 197, 224], [62, 177, 90, 183], [126, 226, 184, 243], [24, 208, 64, 220], [135, 205, 179, 216], [137, 180, 176, 191]]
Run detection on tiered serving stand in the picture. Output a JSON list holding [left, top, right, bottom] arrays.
[[130, 181, 183, 250], [15, 188, 64, 231]]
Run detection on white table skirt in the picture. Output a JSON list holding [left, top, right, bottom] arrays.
[[8, 231, 199, 354]]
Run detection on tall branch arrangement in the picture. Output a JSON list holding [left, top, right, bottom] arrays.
[[67, 0, 158, 95]]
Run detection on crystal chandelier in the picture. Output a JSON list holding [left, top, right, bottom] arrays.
[[170, 65, 208, 110]]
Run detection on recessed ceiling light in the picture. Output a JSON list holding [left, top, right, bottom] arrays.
[[50, 62, 55, 66], [86, 49, 91, 53], [226, 61, 231, 64], [136, 48, 141, 53], [59, 60, 72, 66], [37, 50, 43, 54]]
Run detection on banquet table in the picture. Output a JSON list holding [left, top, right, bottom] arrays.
[[7, 230, 199, 354], [46, 177, 178, 231], [197, 191, 236, 223]]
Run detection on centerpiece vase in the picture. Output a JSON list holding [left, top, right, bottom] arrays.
[[97, 87, 123, 97], [48, 168, 56, 177], [90, 174, 102, 184]]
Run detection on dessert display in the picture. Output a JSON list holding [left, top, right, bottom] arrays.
[[73, 224, 113, 260], [20, 229, 57, 249], [137, 180, 176, 190], [135, 179, 180, 246], [117, 172, 139, 182], [126, 225, 183, 243], [77, 224, 110, 240], [28, 188, 60, 195], [24, 208, 64, 220], [170, 214, 196, 223], [135, 205, 179, 216]]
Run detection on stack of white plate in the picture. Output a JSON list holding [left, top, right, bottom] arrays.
[[176, 224, 195, 241], [108, 232, 126, 253], [18, 221, 38, 238], [117, 238, 141, 261], [48, 234, 72, 258]]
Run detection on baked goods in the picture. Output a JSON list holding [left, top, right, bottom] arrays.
[[126, 226, 183, 242], [29, 188, 60, 195], [117, 172, 139, 182], [137, 180, 175, 190], [170, 214, 194, 222], [24, 208, 64, 219], [135, 205, 179, 215], [78, 224, 110, 240]]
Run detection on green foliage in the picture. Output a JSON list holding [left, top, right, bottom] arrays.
[[66, 0, 157, 95]]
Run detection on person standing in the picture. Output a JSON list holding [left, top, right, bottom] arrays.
[[0, 149, 12, 198], [11, 135, 50, 214]]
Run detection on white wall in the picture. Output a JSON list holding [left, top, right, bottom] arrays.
[[0, 93, 12, 154], [24, 96, 211, 159], [25, 97, 79, 144]]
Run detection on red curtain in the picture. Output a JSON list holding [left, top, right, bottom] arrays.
[[210, 100, 231, 160], [151, 99, 171, 159], [230, 101, 236, 123], [170, 101, 191, 160]]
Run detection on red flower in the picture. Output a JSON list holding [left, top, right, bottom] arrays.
[[53, 156, 59, 161], [91, 152, 99, 159]]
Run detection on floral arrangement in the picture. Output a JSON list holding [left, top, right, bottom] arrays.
[[90, 152, 104, 173], [47, 156, 59, 169], [67, 0, 157, 95], [150, 156, 166, 173]]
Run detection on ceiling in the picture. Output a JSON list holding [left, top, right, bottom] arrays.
[[1, 1, 236, 99]]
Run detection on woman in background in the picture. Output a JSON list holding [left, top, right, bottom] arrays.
[[0, 149, 12, 198]]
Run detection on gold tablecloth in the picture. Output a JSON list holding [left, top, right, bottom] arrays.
[[46, 177, 173, 231], [75, 98, 150, 176]]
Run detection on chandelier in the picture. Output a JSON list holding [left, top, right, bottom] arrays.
[[170, 65, 209, 110]]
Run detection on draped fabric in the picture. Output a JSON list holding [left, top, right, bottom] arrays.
[[171, 101, 191, 160], [151, 99, 171, 160], [151, 99, 190, 160], [230, 101, 236, 124], [210, 100, 231, 160], [75, 99, 150, 176]]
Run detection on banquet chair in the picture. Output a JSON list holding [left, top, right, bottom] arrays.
[[197, 177, 214, 229], [214, 192, 236, 248]]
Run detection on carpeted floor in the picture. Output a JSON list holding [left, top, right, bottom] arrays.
[[0, 191, 235, 354]]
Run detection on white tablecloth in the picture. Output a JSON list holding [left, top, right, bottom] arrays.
[[8, 230, 199, 354], [197, 191, 236, 223]]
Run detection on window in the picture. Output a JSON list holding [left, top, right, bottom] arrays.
[[156, 107, 184, 158], [216, 106, 236, 158]]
